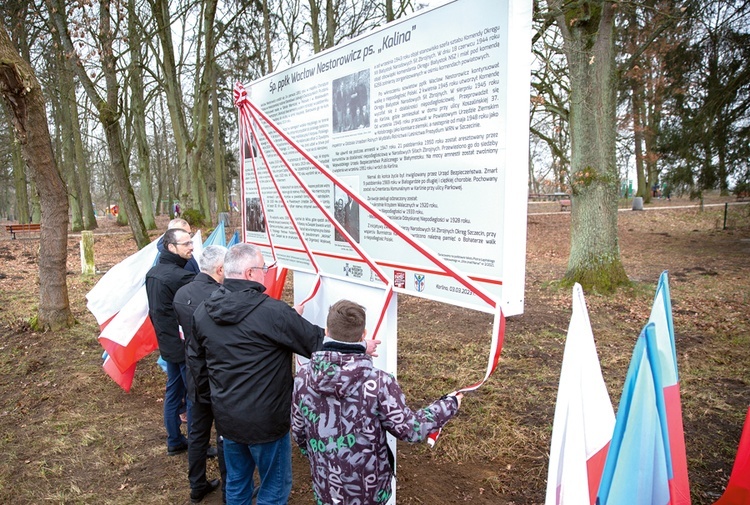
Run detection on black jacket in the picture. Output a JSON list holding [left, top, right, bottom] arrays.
[[191, 277, 324, 445], [174, 272, 221, 404], [145, 250, 195, 363]]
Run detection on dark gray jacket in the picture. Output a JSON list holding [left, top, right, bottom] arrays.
[[174, 272, 221, 403]]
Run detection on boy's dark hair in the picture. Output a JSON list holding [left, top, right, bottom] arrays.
[[327, 300, 366, 343]]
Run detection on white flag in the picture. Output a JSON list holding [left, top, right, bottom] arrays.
[[546, 283, 615, 505]]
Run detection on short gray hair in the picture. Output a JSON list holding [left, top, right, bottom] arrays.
[[224, 243, 262, 278], [199, 245, 227, 274]]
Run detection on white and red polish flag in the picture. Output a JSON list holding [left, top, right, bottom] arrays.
[[86, 237, 161, 392], [649, 271, 691, 505], [714, 406, 750, 505], [86, 231, 201, 392], [546, 283, 615, 505], [595, 271, 690, 505]]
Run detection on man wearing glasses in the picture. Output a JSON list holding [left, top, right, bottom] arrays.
[[191, 244, 379, 505], [146, 228, 196, 456], [157, 218, 200, 274]]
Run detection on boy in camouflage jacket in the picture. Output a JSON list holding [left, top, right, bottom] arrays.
[[292, 299, 462, 504]]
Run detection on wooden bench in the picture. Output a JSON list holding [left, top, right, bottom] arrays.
[[559, 199, 572, 211], [5, 223, 41, 239]]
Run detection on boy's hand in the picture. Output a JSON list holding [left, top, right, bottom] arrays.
[[451, 392, 464, 409], [365, 338, 381, 357]]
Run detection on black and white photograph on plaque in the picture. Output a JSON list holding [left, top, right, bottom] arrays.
[[332, 70, 370, 133], [246, 198, 265, 232], [333, 179, 360, 243]]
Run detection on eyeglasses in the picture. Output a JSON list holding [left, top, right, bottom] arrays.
[[174, 240, 193, 247], [249, 261, 276, 274]]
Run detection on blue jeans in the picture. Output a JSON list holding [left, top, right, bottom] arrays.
[[164, 360, 190, 447], [223, 433, 292, 505]]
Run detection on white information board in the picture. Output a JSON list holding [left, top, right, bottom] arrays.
[[241, 0, 531, 316]]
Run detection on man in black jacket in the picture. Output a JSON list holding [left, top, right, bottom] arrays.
[[175, 245, 226, 503], [191, 243, 323, 505], [146, 228, 196, 456]]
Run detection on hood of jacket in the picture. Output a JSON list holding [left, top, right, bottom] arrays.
[[203, 277, 267, 325], [307, 344, 374, 399]]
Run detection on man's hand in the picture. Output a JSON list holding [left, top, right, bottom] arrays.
[[365, 338, 381, 357], [293, 304, 304, 315]]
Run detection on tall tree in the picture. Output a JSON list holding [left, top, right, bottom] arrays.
[[68, 78, 98, 229], [5, 3, 32, 224], [660, 0, 750, 196], [150, 0, 194, 211], [278, 0, 305, 63], [262, 0, 274, 73], [10, 129, 30, 222], [189, 0, 219, 220], [306, 0, 385, 53], [212, 64, 228, 214], [48, 0, 150, 248], [530, 16, 570, 194], [149, 0, 213, 219], [128, 0, 156, 229], [53, 49, 85, 232], [546, 0, 629, 291], [618, 1, 687, 203], [0, 25, 74, 330]]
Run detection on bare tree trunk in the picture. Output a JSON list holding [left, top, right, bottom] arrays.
[[632, 79, 649, 202], [325, 0, 335, 49], [0, 25, 74, 330], [644, 97, 662, 199], [309, 0, 322, 53], [158, 94, 176, 218], [528, 148, 538, 194], [129, 0, 156, 230], [153, 111, 163, 216], [212, 67, 227, 214], [56, 53, 84, 231], [550, 0, 629, 292], [56, 41, 97, 229], [262, 0, 274, 73], [151, 0, 192, 208], [71, 91, 98, 230], [385, 0, 410, 21], [29, 176, 41, 223], [8, 0, 31, 224], [187, 0, 218, 221], [11, 131, 30, 223]]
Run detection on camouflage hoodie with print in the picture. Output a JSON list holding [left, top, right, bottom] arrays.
[[292, 340, 460, 505]]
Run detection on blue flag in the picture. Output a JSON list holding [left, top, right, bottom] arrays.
[[597, 323, 671, 505], [228, 230, 240, 247], [203, 221, 227, 246]]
